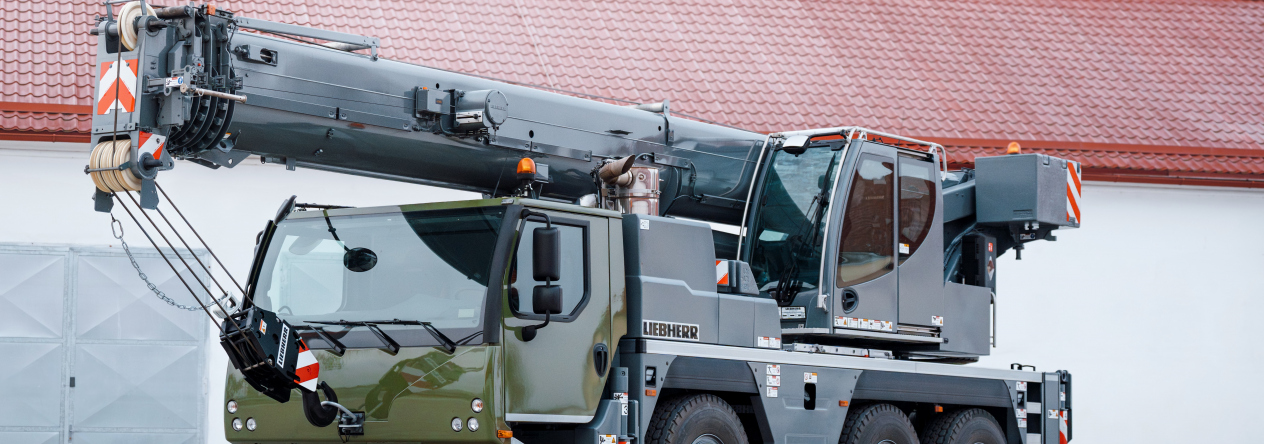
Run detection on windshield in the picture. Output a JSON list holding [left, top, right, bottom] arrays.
[[745, 144, 843, 299], [252, 207, 507, 331]]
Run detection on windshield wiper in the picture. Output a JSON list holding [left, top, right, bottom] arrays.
[[306, 320, 402, 354], [306, 319, 457, 354], [307, 326, 347, 356], [771, 189, 829, 306]]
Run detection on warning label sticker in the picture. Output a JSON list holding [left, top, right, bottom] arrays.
[[834, 316, 894, 332]]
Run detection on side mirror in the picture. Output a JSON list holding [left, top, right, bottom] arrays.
[[522, 225, 563, 342], [532, 285, 563, 315], [343, 247, 378, 272], [521, 285, 563, 341], [781, 135, 810, 155], [274, 195, 297, 224], [532, 226, 561, 281]]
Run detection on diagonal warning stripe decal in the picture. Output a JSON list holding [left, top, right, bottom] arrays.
[[294, 339, 320, 392], [97, 60, 139, 115], [1066, 161, 1082, 224]]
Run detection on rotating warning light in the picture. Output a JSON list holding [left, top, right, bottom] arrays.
[[1007, 142, 1022, 155], [517, 157, 537, 176]]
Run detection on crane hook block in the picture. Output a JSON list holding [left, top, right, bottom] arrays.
[[220, 307, 311, 403]]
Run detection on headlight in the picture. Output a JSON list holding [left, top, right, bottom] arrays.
[[246, 417, 257, 431], [231, 418, 243, 431], [467, 417, 480, 432], [226, 399, 238, 414], [450, 417, 463, 432], [471, 398, 484, 413]]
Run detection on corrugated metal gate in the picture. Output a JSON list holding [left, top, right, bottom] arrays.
[[0, 245, 209, 444]]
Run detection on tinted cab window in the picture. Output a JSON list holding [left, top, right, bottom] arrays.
[[837, 154, 895, 287]]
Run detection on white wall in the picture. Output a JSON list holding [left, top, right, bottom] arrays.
[[2, 141, 1260, 443], [977, 181, 1264, 443]]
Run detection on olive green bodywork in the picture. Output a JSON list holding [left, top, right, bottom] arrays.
[[225, 199, 626, 442], [225, 345, 505, 442]]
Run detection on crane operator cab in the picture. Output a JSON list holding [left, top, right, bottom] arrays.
[[741, 128, 1079, 360]]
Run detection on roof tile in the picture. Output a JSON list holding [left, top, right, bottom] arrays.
[[3, 0, 1262, 178]]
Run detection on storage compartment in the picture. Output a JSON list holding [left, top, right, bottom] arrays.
[[975, 154, 1079, 228]]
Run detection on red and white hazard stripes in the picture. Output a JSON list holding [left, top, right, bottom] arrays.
[[1058, 410, 1068, 444], [137, 132, 167, 159], [97, 60, 139, 115], [294, 339, 320, 392], [715, 260, 729, 286], [1066, 161, 1082, 224]]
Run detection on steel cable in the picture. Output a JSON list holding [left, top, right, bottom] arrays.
[[121, 192, 244, 332], [110, 193, 255, 360], [155, 183, 246, 295]]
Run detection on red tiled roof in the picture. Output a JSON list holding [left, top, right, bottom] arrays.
[[4, 0, 1263, 187]]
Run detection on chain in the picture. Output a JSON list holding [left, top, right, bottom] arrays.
[[111, 215, 232, 312]]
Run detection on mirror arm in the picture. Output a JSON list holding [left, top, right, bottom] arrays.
[[521, 313, 550, 342], [520, 208, 553, 229], [517, 209, 561, 343]]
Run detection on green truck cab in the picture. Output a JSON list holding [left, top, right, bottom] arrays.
[[225, 198, 626, 442]]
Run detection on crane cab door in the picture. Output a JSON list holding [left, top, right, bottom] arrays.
[[894, 153, 945, 328], [826, 142, 900, 333], [826, 143, 946, 333], [501, 210, 613, 424]]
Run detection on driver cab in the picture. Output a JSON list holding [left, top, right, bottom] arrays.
[[741, 128, 945, 343]]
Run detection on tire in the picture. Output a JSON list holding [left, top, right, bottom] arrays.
[[920, 408, 1005, 444], [646, 394, 750, 444], [839, 403, 919, 444]]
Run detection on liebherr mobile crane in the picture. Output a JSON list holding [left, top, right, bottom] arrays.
[[85, 3, 1079, 444]]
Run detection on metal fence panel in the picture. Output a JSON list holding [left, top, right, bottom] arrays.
[[0, 252, 65, 338], [72, 344, 203, 429], [71, 432, 200, 444], [1, 431, 61, 444], [76, 253, 208, 341], [0, 245, 209, 444], [0, 343, 63, 427]]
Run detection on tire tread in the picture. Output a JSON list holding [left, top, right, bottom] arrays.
[[646, 394, 748, 444], [839, 403, 918, 444], [920, 408, 1002, 444]]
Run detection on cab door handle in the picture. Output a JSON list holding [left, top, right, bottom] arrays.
[[593, 343, 609, 376]]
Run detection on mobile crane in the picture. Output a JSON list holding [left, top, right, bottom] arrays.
[[85, 3, 1078, 444]]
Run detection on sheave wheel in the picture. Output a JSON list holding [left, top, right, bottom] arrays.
[[839, 403, 919, 444], [646, 394, 749, 444], [919, 408, 1005, 444]]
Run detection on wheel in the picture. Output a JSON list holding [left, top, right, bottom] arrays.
[[839, 403, 919, 444], [646, 394, 749, 444], [920, 408, 1005, 444]]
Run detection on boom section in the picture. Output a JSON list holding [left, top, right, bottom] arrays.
[[88, 4, 763, 223]]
